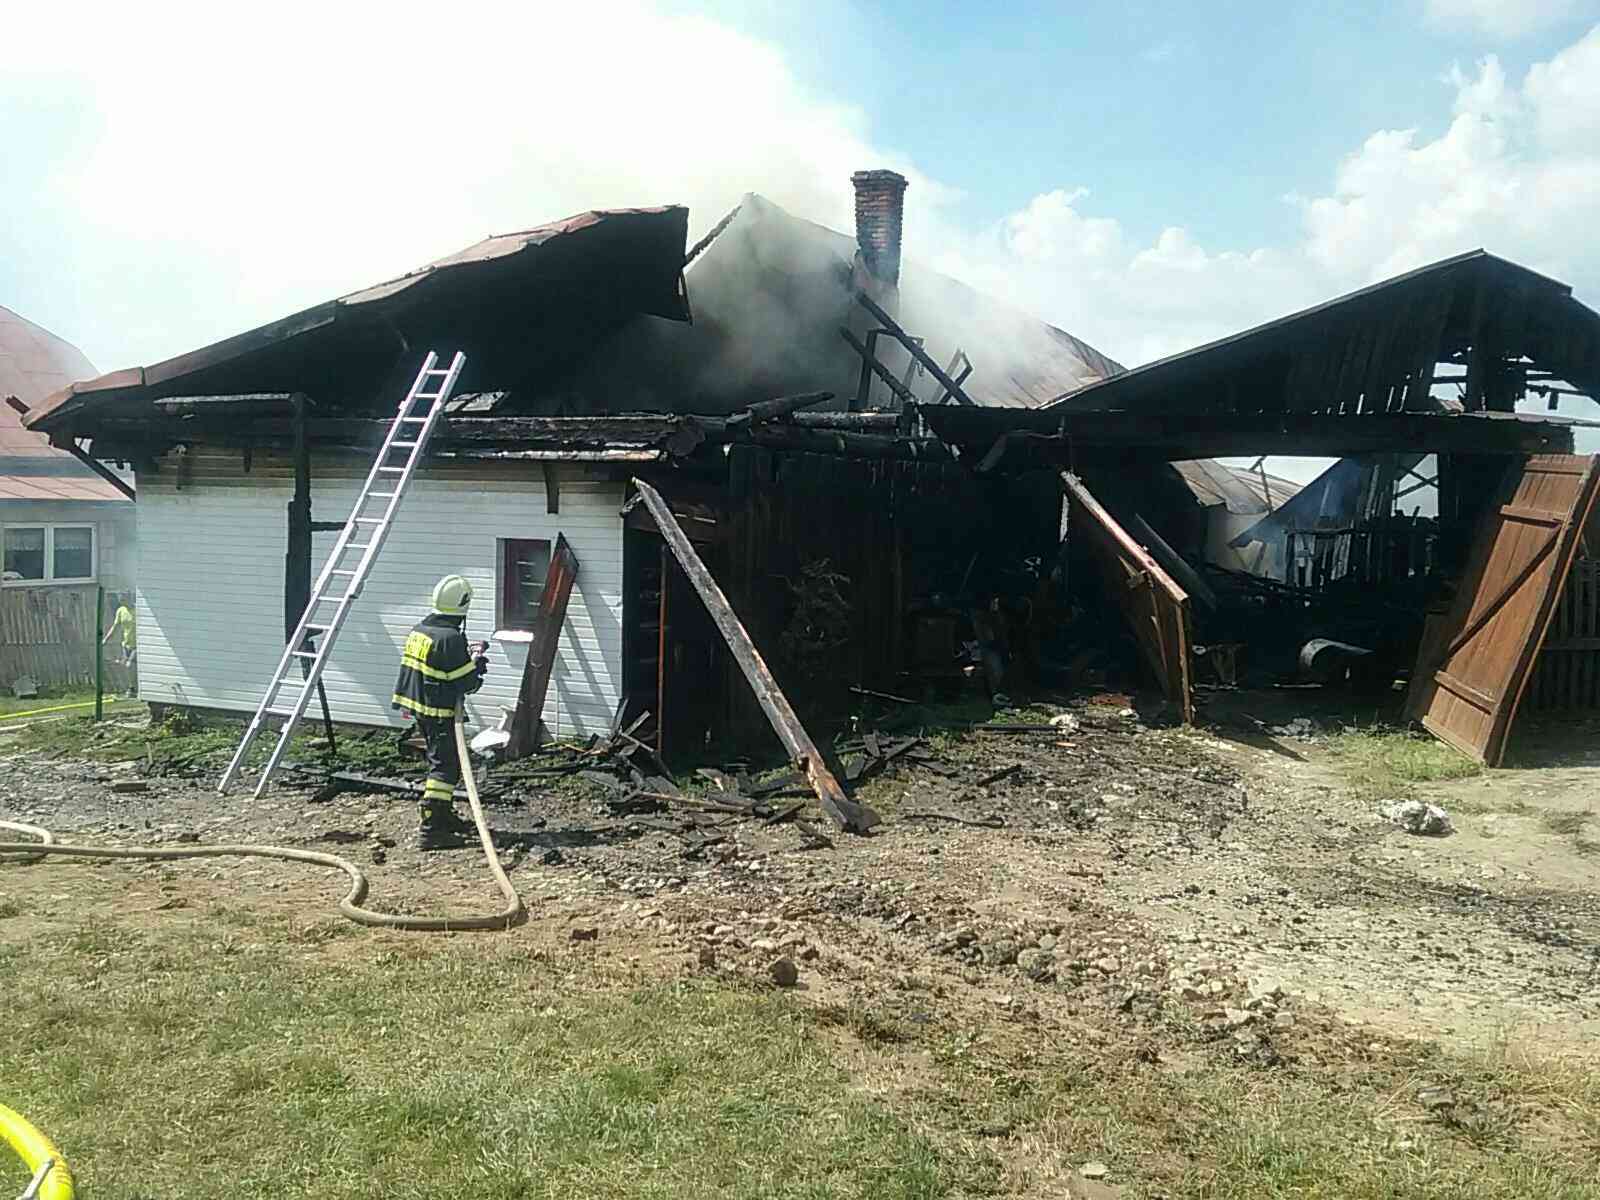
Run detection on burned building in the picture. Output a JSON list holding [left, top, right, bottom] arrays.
[[22, 176, 1117, 756], [24, 177, 1600, 766]]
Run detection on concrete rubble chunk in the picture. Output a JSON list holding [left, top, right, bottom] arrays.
[[1382, 800, 1454, 836]]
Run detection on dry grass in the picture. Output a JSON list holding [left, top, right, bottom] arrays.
[[4, 876, 1598, 1199]]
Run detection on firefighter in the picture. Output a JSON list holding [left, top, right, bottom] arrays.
[[392, 575, 489, 850]]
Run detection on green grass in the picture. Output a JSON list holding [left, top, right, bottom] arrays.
[[4, 893, 1597, 1199], [1328, 727, 1483, 803], [4, 916, 948, 1200]]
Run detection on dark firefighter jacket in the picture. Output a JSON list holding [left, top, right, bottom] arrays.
[[392, 612, 485, 719]]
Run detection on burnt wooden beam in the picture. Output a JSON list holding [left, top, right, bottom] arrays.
[[746, 425, 950, 461], [542, 462, 560, 514], [632, 478, 880, 834], [727, 391, 832, 429], [927, 407, 1579, 461], [507, 534, 580, 759], [5, 395, 136, 500], [65, 442, 136, 500], [854, 292, 979, 407], [790, 412, 900, 432], [840, 328, 920, 410]]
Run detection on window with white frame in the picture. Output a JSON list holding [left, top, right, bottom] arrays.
[[2, 525, 96, 584]]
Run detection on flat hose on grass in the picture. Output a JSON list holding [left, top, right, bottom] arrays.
[[0, 715, 524, 932]]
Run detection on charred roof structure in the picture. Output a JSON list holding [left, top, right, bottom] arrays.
[[25, 175, 1600, 767]]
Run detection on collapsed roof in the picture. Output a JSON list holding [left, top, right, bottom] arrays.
[[1043, 250, 1600, 416], [26, 192, 1125, 439], [539, 193, 1124, 413]]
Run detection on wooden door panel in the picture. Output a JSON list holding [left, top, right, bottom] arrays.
[[1405, 455, 1600, 764]]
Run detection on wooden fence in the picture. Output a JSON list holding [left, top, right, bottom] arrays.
[[0, 584, 100, 691], [1527, 558, 1600, 709]]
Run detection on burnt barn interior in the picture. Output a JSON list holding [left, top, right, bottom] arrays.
[[20, 169, 1600, 782]]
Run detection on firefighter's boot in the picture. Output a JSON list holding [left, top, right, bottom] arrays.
[[417, 799, 475, 851]]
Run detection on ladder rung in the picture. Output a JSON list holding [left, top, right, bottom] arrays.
[[347, 542, 373, 550], [423, 368, 452, 376], [391, 440, 419, 449], [399, 416, 429, 423], [292, 650, 317, 658], [353, 517, 384, 523], [305, 623, 331, 631], [368, 492, 397, 499], [266, 708, 296, 718], [378, 467, 405, 472], [330, 569, 357, 575]]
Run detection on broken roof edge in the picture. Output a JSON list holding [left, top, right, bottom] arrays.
[[26, 205, 693, 434], [1042, 250, 1587, 409]]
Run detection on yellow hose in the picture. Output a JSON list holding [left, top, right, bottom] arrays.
[[0, 698, 134, 722], [0, 1102, 73, 1200], [0, 714, 523, 932]]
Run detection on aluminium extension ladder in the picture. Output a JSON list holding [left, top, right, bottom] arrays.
[[217, 351, 467, 797]]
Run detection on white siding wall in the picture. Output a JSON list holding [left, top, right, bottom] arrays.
[[135, 457, 624, 737]]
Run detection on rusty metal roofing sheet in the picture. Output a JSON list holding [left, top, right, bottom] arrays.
[[1171, 458, 1302, 515]]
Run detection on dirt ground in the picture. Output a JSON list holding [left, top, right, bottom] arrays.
[[5, 692, 1596, 1067]]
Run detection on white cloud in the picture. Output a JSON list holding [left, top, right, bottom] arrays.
[[1424, 0, 1585, 38], [930, 26, 1600, 387]]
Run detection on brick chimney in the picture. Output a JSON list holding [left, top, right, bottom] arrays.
[[851, 169, 908, 288]]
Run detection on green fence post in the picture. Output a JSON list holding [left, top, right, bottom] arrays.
[[95, 586, 104, 722]]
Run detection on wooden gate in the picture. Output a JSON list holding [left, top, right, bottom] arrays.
[[1404, 455, 1600, 764], [1062, 473, 1194, 723], [1525, 557, 1600, 709]]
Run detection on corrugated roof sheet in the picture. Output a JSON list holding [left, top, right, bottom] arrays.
[[0, 306, 127, 502], [1171, 459, 1303, 515]]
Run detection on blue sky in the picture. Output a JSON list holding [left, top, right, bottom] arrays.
[[689, 0, 1597, 242], [4, 0, 1599, 451]]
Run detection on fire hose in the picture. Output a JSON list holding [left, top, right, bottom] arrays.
[[0, 712, 524, 932], [0, 1104, 71, 1200]]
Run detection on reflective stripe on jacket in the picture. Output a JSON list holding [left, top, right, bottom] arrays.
[[392, 612, 483, 718]]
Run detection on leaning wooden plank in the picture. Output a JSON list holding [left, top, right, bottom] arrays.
[[1062, 473, 1195, 724], [506, 533, 580, 759], [633, 478, 881, 833]]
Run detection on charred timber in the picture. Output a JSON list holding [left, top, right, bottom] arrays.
[[839, 327, 922, 410], [854, 292, 979, 407], [954, 414, 1575, 463], [727, 391, 832, 429], [632, 478, 880, 834], [78, 410, 950, 462]]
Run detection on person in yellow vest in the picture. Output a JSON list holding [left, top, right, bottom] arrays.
[[392, 575, 489, 850], [101, 595, 137, 698]]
